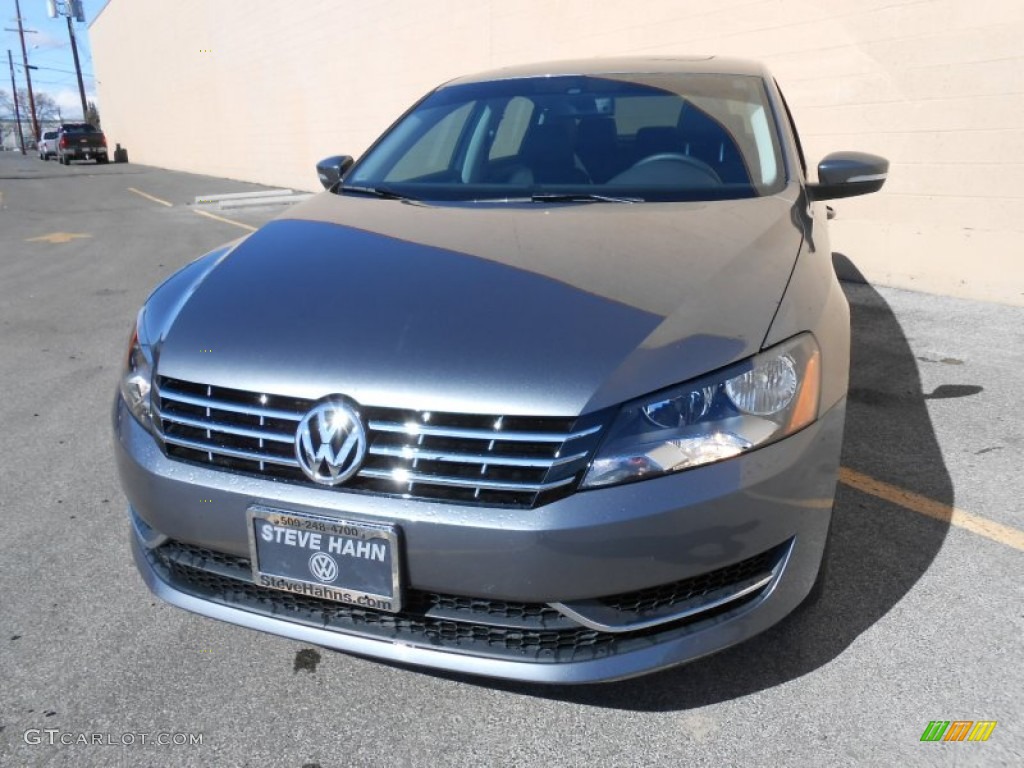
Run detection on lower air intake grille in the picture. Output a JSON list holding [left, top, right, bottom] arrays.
[[146, 540, 786, 664]]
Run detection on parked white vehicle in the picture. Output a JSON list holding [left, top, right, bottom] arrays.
[[38, 130, 59, 160]]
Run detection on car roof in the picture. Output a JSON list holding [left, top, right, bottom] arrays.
[[443, 56, 772, 86]]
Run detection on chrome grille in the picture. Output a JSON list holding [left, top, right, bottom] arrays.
[[154, 377, 606, 507]]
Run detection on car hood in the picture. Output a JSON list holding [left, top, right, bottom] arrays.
[[153, 190, 803, 416]]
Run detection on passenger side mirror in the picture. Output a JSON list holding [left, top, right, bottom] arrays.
[[316, 155, 354, 190], [807, 151, 888, 201]]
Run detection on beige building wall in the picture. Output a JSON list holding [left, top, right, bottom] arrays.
[[90, 0, 1024, 305]]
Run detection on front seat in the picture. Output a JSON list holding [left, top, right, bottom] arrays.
[[632, 126, 684, 163], [516, 122, 590, 185], [676, 103, 751, 184], [576, 116, 620, 183]]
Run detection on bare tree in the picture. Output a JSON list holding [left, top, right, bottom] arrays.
[[32, 91, 62, 123], [85, 100, 100, 129], [16, 89, 61, 126]]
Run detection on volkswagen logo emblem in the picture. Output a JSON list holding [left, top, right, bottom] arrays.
[[308, 552, 339, 583], [295, 400, 367, 486]]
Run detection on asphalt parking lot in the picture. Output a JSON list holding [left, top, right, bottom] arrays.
[[1, 150, 1021, 767]]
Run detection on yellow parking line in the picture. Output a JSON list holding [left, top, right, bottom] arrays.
[[192, 208, 257, 232], [128, 187, 173, 207], [839, 467, 1024, 553]]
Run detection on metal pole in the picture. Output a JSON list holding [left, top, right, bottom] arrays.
[[66, 15, 88, 120], [14, 0, 39, 142], [7, 49, 26, 153]]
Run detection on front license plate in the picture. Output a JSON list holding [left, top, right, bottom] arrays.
[[247, 506, 402, 612]]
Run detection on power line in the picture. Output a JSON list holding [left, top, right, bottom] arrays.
[[14, 62, 94, 78], [13, 76, 64, 85], [19, 76, 96, 89]]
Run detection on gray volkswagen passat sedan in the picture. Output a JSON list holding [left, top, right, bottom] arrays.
[[114, 57, 887, 683]]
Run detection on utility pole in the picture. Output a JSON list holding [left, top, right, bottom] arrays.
[[65, 16, 87, 119], [7, 49, 25, 153], [13, 0, 39, 141], [46, 1, 88, 121]]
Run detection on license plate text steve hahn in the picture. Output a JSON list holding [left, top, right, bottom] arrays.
[[260, 521, 387, 562]]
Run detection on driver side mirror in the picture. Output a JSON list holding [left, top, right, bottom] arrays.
[[316, 155, 354, 190], [807, 151, 888, 201]]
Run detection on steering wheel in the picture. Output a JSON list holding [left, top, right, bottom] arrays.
[[631, 153, 722, 184]]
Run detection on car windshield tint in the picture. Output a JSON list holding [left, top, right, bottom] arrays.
[[63, 124, 98, 134], [346, 73, 786, 202]]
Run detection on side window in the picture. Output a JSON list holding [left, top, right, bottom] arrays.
[[386, 102, 476, 182], [747, 103, 779, 186], [489, 97, 534, 160], [774, 80, 807, 177]]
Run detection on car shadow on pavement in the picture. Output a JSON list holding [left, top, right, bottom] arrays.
[[431, 254, 955, 709]]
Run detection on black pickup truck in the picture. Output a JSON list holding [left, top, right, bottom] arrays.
[[57, 123, 109, 165]]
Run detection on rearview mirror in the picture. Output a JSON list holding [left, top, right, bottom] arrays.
[[807, 151, 888, 201], [316, 155, 354, 190]]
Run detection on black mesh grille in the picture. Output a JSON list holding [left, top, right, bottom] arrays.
[[147, 540, 784, 663], [597, 547, 779, 614]]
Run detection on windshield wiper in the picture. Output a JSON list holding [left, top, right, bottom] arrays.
[[342, 185, 416, 201], [529, 192, 641, 204]]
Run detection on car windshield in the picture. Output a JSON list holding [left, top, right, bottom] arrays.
[[63, 124, 98, 134], [345, 73, 786, 203]]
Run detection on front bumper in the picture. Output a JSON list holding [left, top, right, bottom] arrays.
[[115, 395, 845, 683]]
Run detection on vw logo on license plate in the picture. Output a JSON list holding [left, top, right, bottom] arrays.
[[308, 552, 339, 583]]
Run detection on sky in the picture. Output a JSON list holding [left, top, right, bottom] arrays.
[[2, 0, 105, 119]]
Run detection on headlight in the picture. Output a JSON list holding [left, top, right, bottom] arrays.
[[582, 334, 821, 488], [120, 309, 155, 432]]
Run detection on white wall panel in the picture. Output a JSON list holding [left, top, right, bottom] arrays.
[[91, 0, 1024, 303]]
